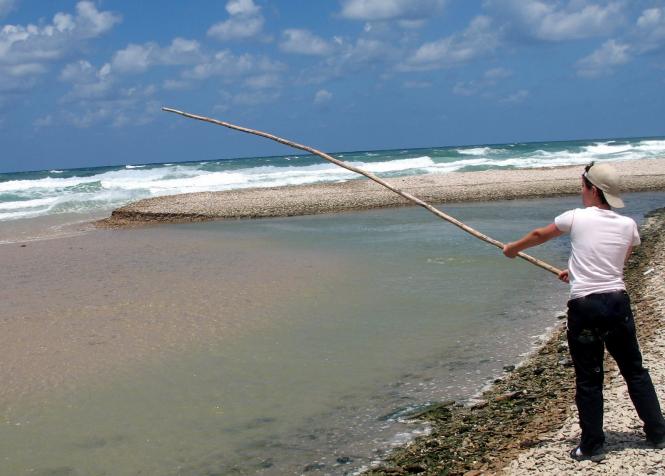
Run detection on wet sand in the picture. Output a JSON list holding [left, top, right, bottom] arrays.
[[98, 159, 665, 227]]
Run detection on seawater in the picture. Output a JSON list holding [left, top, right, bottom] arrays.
[[1, 136, 664, 222], [1, 192, 664, 475]]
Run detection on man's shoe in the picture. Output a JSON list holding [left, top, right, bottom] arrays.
[[569, 446, 606, 462], [647, 436, 665, 449]]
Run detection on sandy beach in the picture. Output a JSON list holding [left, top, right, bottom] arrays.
[[98, 158, 665, 227]]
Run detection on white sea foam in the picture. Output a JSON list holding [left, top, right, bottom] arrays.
[[1, 138, 664, 222], [0, 176, 94, 192], [636, 139, 665, 152], [49, 170, 63, 174], [456, 147, 493, 156], [583, 142, 633, 155], [358, 156, 433, 173], [0, 197, 58, 211]]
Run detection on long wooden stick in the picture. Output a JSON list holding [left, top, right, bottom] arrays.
[[162, 106, 562, 276]]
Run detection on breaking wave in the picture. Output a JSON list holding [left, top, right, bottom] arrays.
[[1, 137, 663, 222]]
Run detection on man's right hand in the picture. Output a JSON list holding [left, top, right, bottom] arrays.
[[558, 269, 570, 283]]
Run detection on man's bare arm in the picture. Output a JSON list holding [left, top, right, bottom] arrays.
[[503, 223, 563, 258]]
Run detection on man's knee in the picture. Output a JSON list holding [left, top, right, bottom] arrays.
[[576, 365, 604, 389]]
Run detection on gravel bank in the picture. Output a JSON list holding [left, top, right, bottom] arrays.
[[363, 207, 665, 475], [97, 159, 665, 227]]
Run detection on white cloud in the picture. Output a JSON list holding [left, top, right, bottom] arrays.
[[486, 0, 624, 42], [314, 89, 332, 104], [484, 67, 511, 79], [73, 0, 121, 39], [208, 16, 264, 41], [576, 39, 630, 78], [162, 79, 192, 91], [341, 38, 396, 65], [244, 73, 280, 89], [637, 8, 663, 30], [0, 1, 120, 91], [634, 7, 665, 53], [183, 50, 284, 80], [301, 37, 398, 84], [59, 58, 120, 103], [402, 80, 431, 88], [112, 44, 152, 73], [453, 81, 480, 96], [340, 0, 445, 21], [500, 89, 529, 103], [6, 62, 46, 76], [213, 89, 269, 112], [61, 86, 158, 128], [111, 38, 203, 74], [280, 29, 334, 56], [207, 0, 265, 41], [34, 114, 53, 128], [400, 16, 500, 71], [229, 89, 281, 106], [398, 19, 427, 29], [59, 59, 96, 82], [226, 0, 260, 16], [452, 67, 512, 97]]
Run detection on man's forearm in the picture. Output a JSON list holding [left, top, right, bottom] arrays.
[[503, 223, 563, 258], [514, 229, 549, 251]]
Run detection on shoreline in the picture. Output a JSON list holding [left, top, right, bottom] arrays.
[[96, 158, 665, 228], [363, 207, 665, 475]]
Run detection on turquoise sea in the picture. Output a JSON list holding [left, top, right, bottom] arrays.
[[1, 136, 664, 222]]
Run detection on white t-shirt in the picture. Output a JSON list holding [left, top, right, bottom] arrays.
[[554, 207, 640, 299]]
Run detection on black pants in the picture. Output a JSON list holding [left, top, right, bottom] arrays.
[[567, 290, 665, 453]]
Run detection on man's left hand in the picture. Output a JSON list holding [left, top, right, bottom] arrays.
[[503, 243, 519, 258]]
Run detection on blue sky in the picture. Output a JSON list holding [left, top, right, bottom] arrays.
[[1, 0, 664, 173]]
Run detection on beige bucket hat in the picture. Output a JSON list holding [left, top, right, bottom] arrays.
[[583, 162, 625, 208]]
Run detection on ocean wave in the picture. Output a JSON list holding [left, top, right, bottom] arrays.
[[1, 138, 664, 222], [456, 147, 493, 156], [583, 142, 634, 155], [635, 139, 665, 152], [0, 197, 58, 211], [357, 156, 434, 173], [0, 176, 94, 192]]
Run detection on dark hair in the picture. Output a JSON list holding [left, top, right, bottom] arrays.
[[582, 162, 610, 207]]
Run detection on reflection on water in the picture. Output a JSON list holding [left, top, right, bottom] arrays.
[[1, 193, 663, 475]]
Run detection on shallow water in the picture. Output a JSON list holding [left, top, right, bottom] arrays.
[[1, 193, 663, 475]]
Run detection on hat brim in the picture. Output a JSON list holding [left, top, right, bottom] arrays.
[[605, 193, 624, 208]]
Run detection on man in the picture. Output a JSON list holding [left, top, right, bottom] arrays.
[[503, 161, 665, 462]]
